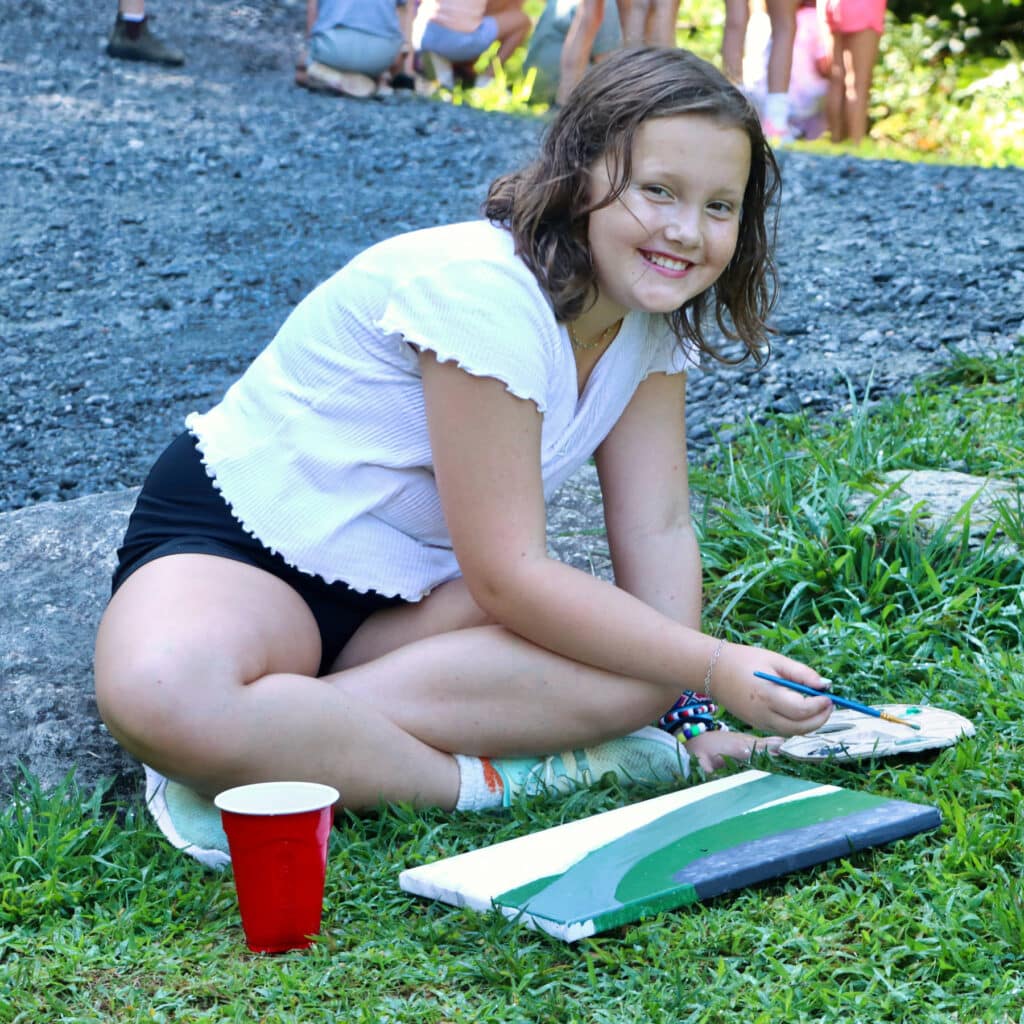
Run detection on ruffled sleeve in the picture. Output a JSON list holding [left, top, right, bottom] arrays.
[[375, 243, 560, 414], [638, 315, 699, 379]]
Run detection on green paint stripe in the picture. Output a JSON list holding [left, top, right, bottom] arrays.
[[615, 788, 884, 903], [493, 775, 848, 924], [496, 873, 562, 907], [588, 880, 700, 935]]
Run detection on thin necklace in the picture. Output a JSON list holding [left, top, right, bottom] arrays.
[[567, 318, 623, 351]]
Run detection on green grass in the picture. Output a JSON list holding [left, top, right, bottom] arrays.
[[449, 0, 1024, 167], [4, 348, 1024, 1022]]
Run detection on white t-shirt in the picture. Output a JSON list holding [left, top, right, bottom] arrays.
[[186, 220, 693, 600]]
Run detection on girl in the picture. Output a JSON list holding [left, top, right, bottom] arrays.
[[299, 0, 412, 99], [824, 0, 886, 144], [94, 47, 833, 846], [411, 0, 531, 89]]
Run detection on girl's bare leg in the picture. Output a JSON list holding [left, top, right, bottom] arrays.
[[765, 0, 798, 94], [826, 34, 847, 141], [95, 555, 461, 809], [721, 0, 749, 83], [95, 557, 679, 812], [339, 577, 781, 775], [843, 27, 880, 143], [333, 577, 492, 670], [647, 0, 681, 47]]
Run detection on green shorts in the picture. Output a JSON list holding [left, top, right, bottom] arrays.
[[522, 0, 622, 104]]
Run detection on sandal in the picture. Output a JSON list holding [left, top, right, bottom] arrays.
[[302, 61, 377, 99]]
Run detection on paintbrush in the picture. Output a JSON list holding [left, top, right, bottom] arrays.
[[754, 671, 922, 730]]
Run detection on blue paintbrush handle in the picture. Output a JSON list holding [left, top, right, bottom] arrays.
[[753, 671, 881, 718], [754, 672, 921, 730]]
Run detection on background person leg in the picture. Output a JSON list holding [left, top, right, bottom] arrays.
[[721, 0, 749, 82], [842, 27, 881, 143], [761, 0, 799, 136], [555, 0, 606, 104], [645, 0, 681, 46]]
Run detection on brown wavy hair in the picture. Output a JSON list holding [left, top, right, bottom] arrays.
[[484, 46, 781, 366]]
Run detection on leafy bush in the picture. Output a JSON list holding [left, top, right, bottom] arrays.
[[887, 0, 1023, 51], [869, 16, 1024, 165]]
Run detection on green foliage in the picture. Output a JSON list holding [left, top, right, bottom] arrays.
[[5, 354, 1024, 1022], [851, 14, 1023, 166], [691, 354, 1024, 707], [443, 39, 542, 115], [887, 0, 1024, 50]]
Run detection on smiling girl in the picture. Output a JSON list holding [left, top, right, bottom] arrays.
[[95, 47, 832, 854]]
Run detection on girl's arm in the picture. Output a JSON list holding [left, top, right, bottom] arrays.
[[420, 352, 831, 736], [597, 370, 809, 766], [594, 370, 702, 631]]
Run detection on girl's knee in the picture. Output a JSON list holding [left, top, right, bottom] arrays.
[[94, 646, 238, 776], [724, 8, 746, 31]]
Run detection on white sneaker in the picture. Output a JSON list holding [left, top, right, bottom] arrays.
[[491, 727, 691, 807]]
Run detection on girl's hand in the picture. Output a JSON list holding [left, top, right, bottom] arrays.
[[711, 642, 833, 736]]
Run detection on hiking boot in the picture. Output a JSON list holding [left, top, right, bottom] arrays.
[[107, 14, 185, 67]]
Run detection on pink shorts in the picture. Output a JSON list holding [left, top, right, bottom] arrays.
[[825, 0, 886, 35]]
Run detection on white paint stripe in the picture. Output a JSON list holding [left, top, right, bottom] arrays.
[[399, 770, 769, 908]]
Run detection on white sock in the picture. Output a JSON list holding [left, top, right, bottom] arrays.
[[765, 92, 790, 127], [453, 754, 505, 811]]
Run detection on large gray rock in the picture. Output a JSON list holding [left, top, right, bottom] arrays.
[[1, 489, 138, 803], [849, 470, 1018, 549]]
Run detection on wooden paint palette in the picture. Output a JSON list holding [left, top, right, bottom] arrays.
[[399, 770, 941, 942], [779, 705, 976, 762]]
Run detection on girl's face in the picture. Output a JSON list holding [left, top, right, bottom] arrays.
[[585, 114, 751, 324]]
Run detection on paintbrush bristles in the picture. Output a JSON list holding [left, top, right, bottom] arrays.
[[879, 711, 921, 731]]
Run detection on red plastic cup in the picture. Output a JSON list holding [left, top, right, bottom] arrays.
[[214, 781, 340, 953]]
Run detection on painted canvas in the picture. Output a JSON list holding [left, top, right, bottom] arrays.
[[399, 770, 941, 942]]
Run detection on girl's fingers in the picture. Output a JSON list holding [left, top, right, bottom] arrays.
[[715, 644, 833, 735]]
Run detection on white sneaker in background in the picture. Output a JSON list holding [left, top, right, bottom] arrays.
[[419, 51, 455, 90]]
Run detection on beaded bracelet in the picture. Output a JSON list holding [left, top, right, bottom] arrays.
[[657, 639, 729, 740], [657, 689, 723, 739]]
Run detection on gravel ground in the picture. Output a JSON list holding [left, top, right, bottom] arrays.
[[2, 0, 1023, 515]]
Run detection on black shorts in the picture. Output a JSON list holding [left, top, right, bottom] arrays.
[[112, 432, 406, 675]]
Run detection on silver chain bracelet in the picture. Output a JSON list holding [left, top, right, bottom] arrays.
[[703, 638, 726, 699]]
